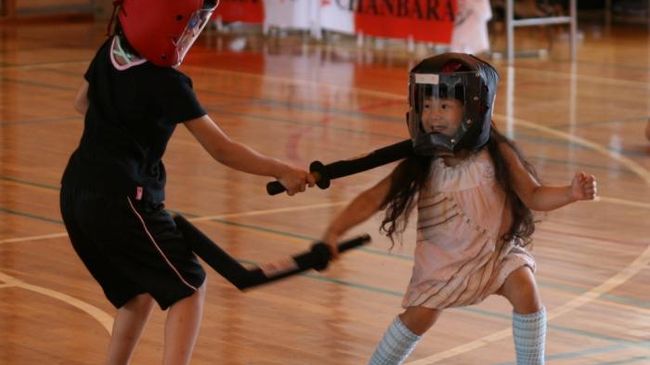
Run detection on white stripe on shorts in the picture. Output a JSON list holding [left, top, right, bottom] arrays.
[[127, 197, 198, 291]]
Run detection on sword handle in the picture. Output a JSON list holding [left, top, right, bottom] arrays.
[[265, 168, 324, 196]]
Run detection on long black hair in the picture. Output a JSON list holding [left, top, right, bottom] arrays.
[[379, 125, 538, 247]]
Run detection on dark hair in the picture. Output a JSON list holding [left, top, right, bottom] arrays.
[[379, 124, 538, 248]]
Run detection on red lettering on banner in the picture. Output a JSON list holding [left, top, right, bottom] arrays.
[[213, 0, 265, 24], [353, 0, 456, 43]]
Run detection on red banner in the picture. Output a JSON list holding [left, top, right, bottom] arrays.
[[354, 0, 456, 43], [213, 0, 265, 24]]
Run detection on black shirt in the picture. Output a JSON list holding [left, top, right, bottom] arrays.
[[62, 38, 206, 203]]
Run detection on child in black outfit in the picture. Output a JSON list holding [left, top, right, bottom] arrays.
[[60, 1, 314, 364]]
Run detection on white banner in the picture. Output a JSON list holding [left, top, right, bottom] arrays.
[[263, 0, 314, 30], [318, 0, 355, 34]]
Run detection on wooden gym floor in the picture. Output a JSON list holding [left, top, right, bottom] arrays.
[[0, 19, 648, 364]]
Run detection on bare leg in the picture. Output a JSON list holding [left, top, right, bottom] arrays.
[[498, 266, 546, 365], [162, 282, 207, 365], [497, 266, 543, 314], [105, 293, 155, 365], [399, 306, 442, 336]]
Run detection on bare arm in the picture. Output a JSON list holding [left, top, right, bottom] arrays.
[[500, 142, 597, 211], [74, 81, 88, 115], [184, 115, 314, 195], [322, 171, 393, 258]]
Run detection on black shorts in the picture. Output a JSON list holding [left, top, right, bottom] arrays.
[[60, 187, 206, 310]]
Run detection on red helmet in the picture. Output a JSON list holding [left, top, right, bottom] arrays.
[[117, 0, 219, 67]]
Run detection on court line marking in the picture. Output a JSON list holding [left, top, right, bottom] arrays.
[[2, 101, 649, 356], [193, 69, 649, 362], [595, 196, 650, 210], [0, 201, 347, 245], [1, 193, 647, 246], [0, 201, 348, 335], [183, 61, 650, 97], [405, 244, 650, 364], [3, 63, 649, 359], [494, 115, 650, 184], [0, 271, 114, 333]]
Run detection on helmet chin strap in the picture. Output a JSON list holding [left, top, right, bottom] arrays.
[[110, 36, 145, 71], [106, 0, 124, 36]]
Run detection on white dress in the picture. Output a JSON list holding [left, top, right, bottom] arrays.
[[402, 149, 536, 309]]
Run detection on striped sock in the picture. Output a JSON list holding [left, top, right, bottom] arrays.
[[512, 307, 547, 365], [368, 316, 422, 365]]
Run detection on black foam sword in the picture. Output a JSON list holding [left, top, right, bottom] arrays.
[[174, 215, 370, 290], [267, 139, 414, 195]]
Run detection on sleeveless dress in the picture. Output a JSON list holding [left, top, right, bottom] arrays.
[[402, 149, 536, 309]]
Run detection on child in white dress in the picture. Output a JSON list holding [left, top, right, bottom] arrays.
[[322, 53, 597, 365]]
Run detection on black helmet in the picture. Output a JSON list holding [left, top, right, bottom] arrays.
[[407, 53, 499, 155]]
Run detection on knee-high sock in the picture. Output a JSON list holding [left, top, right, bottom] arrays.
[[512, 307, 546, 365], [368, 316, 422, 365]]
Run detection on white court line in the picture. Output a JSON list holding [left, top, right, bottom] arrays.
[[598, 196, 650, 210], [0, 201, 348, 245], [496, 115, 650, 184], [405, 244, 650, 365], [1, 195, 647, 246], [0, 271, 114, 333], [3, 67, 650, 358], [0, 200, 348, 334]]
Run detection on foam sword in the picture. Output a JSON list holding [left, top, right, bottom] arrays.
[[266, 139, 414, 195], [174, 215, 370, 290]]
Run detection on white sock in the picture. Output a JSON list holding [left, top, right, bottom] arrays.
[[368, 316, 422, 365], [512, 307, 547, 365]]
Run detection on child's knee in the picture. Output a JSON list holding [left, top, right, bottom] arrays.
[[503, 267, 543, 313], [399, 306, 441, 335]]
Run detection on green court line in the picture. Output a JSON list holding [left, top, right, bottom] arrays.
[[0, 207, 62, 224], [1, 202, 646, 312]]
